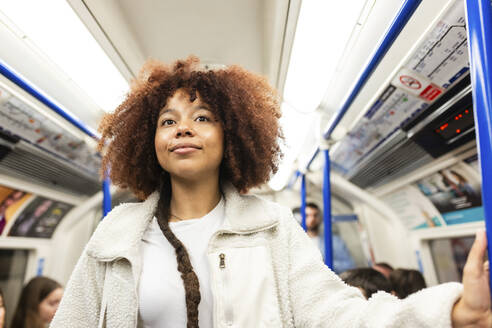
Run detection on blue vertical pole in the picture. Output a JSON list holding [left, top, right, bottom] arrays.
[[323, 149, 333, 269], [301, 174, 307, 231], [465, 0, 492, 289], [102, 177, 112, 218]]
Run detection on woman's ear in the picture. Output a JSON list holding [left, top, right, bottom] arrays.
[[391, 290, 397, 296]]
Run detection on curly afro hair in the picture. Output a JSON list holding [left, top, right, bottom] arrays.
[[98, 56, 283, 199]]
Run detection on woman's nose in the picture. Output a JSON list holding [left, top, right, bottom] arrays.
[[176, 122, 194, 137]]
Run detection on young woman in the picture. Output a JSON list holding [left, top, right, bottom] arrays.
[[51, 57, 491, 327], [11, 276, 63, 328]]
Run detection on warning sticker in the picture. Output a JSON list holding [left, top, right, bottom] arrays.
[[419, 84, 443, 101], [400, 75, 422, 90], [392, 68, 444, 102]]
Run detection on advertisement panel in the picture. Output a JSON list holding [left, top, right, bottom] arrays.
[[8, 196, 73, 238], [0, 187, 32, 235], [415, 162, 483, 225], [382, 159, 483, 229]]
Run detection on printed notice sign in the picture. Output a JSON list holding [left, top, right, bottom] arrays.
[[333, 1, 470, 174]]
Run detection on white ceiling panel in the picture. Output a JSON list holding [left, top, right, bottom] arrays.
[[81, 0, 294, 87]]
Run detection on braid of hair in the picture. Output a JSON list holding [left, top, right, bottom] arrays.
[[155, 173, 201, 328]]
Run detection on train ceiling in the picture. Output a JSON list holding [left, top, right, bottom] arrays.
[[75, 0, 296, 91]]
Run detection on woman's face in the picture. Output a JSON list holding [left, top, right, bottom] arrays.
[[155, 89, 224, 181], [38, 287, 63, 323]]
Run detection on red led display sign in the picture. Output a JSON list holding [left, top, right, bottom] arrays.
[[435, 108, 474, 141]]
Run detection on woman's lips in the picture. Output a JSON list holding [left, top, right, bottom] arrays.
[[172, 147, 199, 155], [170, 143, 202, 152]]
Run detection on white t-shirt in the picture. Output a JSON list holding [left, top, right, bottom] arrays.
[[138, 198, 225, 328]]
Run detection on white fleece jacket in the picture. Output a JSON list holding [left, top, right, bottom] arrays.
[[51, 184, 463, 328]]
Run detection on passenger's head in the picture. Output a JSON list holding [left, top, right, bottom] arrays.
[[0, 287, 5, 328], [305, 202, 321, 234], [98, 56, 283, 199], [340, 268, 392, 299], [389, 268, 427, 299], [11, 276, 63, 327], [372, 262, 394, 279]]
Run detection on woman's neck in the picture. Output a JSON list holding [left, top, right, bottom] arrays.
[[169, 174, 222, 221]]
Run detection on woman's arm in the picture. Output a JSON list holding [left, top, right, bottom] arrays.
[[50, 249, 105, 327], [285, 213, 478, 327]]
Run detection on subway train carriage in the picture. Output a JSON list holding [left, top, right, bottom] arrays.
[[0, 0, 491, 327]]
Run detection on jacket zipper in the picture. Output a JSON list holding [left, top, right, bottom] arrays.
[[219, 253, 233, 326], [208, 221, 279, 327]]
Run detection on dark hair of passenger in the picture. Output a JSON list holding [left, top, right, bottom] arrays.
[[306, 202, 319, 211], [389, 268, 427, 299], [98, 56, 282, 327], [340, 268, 392, 299], [11, 276, 61, 328]]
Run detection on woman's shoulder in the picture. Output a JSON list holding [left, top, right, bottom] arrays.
[[85, 192, 159, 260], [95, 200, 149, 232], [238, 192, 295, 223], [99, 191, 159, 227], [222, 184, 295, 233]]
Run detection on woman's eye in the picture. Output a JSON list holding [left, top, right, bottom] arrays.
[[195, 116, 210, 122], [161, 119, 175, 126]]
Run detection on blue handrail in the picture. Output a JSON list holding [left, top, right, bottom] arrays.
[[102, 177, 112, 217], [0, 59, 112, 214], [0, 60, 99, 139], [323, 0, 421, 140], [306, 148, 320, 171], [286, 0, 426, 275], [287, 170, 301, 189], [301, 174, 307, 231], [464, 0, 492, 291], [301, 0, 422, 271], [323, 149, 333, 268], [303, 0, 422, 174]]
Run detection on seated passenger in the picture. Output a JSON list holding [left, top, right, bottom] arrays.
[[11, 276, 63, 328], [340, 267, 392, 299], [305, 202, 355, 273], [372, 261, 394, 279], [390, 268, 427, 299], [304, 202, 323, 249], [51, 57, 491, 327]]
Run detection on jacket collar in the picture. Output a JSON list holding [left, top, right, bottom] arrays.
[[86, 183, 280, 261]]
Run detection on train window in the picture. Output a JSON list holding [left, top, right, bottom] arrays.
[[332, 220, 368, 273], [0, 248, 29, 327], [428, 236, 475, 283]]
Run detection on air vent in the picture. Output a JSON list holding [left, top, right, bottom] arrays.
[[347, 130, 433, 188], [0, 140, 101, 196]]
